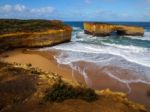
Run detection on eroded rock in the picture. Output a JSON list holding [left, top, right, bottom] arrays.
[[0, 61, 148, 112], [84, 22, 144, 37], [0, 19, 72, 52]]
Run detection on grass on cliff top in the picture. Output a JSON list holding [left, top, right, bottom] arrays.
[[0, 61, 98, 104], [0, 61, 148, 112], [0, 19, 70, 34], [44, 77, 98, 102]]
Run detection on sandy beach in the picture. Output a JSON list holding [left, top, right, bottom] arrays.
[[0, 49, 150, 110]]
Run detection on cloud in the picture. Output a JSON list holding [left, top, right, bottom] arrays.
[[0, 2, 149, 21], [0, 4, 26, 13], [30, 7, 54, 14], [0, 4, 55, 18], [0, 5, 12, 12], [14, 4, 26, 12]]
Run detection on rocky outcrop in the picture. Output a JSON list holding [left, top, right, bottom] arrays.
[[0, 19, 72, 52], [0, 61, 147, 112], [84, 22, 144, 37]]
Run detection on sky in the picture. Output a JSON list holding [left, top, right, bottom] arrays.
[[0, 0, 150, 21]]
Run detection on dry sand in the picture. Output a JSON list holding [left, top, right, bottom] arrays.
[[0, 49, 150, 110]]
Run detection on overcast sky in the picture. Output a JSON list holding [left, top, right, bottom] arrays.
[[0, 0, 150, 21]]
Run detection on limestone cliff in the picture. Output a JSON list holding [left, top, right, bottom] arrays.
[[84, 22, 144, 37], [0, 19, 72, 52], [0, 61, 147, 112]]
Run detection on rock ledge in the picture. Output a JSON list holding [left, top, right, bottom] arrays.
[[0, 19, 72, 52]]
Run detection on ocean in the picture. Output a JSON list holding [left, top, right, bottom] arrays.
[[41, 22, 150, 91], [29, 22, 150, 108]]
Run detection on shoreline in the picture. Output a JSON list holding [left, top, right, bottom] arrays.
[[0, 48, 150, 110]]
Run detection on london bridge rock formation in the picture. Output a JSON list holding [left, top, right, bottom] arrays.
[[84, 22, 144, 37], [0, 19, 72, 52]]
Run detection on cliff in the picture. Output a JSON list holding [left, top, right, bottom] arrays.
[[0, 61, 147, 112], [84, 22, 144, 37], [0, 19, 72, 52]]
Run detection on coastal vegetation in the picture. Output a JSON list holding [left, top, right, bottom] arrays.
[[44, 77, 97, 102], [0, 19, 72, 52], [0, 19, 68, 34], [0, 61, 147, 112], [0, 19, 148, 112]]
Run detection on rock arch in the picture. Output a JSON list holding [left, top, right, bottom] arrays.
[[84, 22, 144, 37]]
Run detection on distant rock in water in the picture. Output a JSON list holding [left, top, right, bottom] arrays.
[[0, 19, 72, 52], [84, 22, 144, 37]]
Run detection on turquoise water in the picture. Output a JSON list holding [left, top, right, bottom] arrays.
[[39, 22, 150, 108], [66, 22, 150, 48], [43, 22, 150, 85], [60, 22, 150, 67]]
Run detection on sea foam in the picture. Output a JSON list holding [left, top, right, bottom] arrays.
[[40, 29, 150, 89]]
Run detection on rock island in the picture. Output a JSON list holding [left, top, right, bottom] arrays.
[[84, 22, 144, 37]]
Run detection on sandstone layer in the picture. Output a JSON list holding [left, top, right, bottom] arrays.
[[84, 22, 144, 37], [0, 61, 147, 112], [0, 19, 72, 52]]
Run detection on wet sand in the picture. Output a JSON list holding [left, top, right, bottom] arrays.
[[0, 49, 150, 110], [0, 49, 76, 82]]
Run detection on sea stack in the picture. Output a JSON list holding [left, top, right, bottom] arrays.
[[84, 22, 144, 37], [0, 19, 72, 52]]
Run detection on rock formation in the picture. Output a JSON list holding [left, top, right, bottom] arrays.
[[84, 22, 144, 37], [0, 61, 147, 112], [0, 19, 72, 52]]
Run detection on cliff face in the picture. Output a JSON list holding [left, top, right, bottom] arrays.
[[0, 19, 72, 52], [84, 22, 144, 37], [0, 62, 147, 112]]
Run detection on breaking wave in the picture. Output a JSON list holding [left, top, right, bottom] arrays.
[[40, 25, 150, 90], [52, 42, 150, 68], [125, 31, 150, 41]]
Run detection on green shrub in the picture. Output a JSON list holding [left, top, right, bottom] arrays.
[[30, 68, 41, 75], [27, 63, 32, 67], [0, 19, 69, 34], [44, 78, 98, 102]]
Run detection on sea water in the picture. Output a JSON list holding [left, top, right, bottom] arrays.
[[42, 22, 150, 87]]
